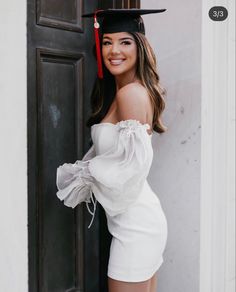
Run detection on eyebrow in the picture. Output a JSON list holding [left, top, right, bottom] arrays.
[[103, 36, 134, 41]]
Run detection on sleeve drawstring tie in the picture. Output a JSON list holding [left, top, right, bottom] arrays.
[[86, 190, 97, 229]]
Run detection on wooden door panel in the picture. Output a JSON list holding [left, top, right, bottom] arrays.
[[37, 0, 83, 31], [98, 0, 140, 9], [28, 1, 140, 291], [28, 1, 98, 291], [37, 49, 84, 292]]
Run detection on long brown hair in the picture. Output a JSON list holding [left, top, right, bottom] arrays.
[[86, 32, 167, 133]]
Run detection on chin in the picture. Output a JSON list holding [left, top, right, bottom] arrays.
[[109, 70, 124, 76], [107, 67, 132, 76]]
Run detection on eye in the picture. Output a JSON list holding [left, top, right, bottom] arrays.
[[121, 41, 132, 45], [102, 41, 111, 46]]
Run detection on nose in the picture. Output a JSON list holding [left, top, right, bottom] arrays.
[[110, 43, 120, 54]]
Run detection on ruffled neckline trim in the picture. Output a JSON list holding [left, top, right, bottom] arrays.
[[91, 119, 153, 136]]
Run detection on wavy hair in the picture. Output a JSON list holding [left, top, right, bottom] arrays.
[[86, 31, 167, 133]]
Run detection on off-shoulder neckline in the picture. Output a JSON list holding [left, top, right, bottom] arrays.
[[91, 119, 153, 136]]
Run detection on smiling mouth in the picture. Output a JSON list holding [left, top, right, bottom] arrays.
[[109, 59, 125, 65]]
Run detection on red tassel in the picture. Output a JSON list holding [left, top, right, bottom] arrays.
[[94, 12, 103, 79]]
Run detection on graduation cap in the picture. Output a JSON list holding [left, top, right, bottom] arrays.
[[82, 8, 166, 79]]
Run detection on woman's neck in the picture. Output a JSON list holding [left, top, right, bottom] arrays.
[[115, 72, 139, 91]]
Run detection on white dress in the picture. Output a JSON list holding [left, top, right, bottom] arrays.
[[56, 119, 168, 282]]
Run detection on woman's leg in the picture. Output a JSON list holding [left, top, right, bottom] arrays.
[[108, 277, 151, 292], [149, 272, 157, 292]]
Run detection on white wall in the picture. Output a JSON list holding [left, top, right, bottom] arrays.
[[142, 1, 201, 292], [142, 1, 235, 292], [200, 1, 235, 292], [0, 2, 28, 292]]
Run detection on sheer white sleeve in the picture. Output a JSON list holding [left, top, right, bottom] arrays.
[[56, 120, 153, 228]]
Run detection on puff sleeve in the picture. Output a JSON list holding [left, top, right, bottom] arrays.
[[56, 119, 153, 228]]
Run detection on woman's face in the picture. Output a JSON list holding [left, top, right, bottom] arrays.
[[102, 32, 138, 78]]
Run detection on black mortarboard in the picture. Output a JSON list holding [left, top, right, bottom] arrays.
[[82, 9, 166, 79]]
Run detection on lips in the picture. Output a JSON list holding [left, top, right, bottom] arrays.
[[109, 59, 125, 65]]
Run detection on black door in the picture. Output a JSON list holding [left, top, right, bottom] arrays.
[[27, 1, 140, 292]]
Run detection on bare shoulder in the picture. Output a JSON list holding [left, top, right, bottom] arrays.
[[116, 82, 149, 104], [115, 82, 150, 122]]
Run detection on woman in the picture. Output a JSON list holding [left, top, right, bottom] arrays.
[[56, 8, 168, 292]]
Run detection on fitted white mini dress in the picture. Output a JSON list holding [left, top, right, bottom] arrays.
[[56, 119, 168, 282]]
